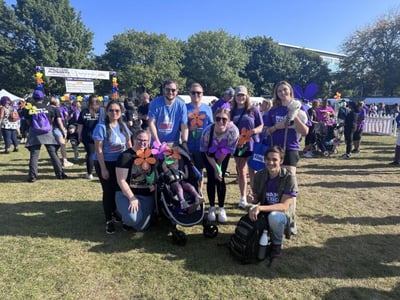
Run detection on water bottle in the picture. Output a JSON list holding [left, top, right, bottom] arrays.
[[257, 230, 269, 261]]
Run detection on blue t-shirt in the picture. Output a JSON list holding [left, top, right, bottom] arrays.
[[148, 96, 188, 143], [92, 122, 131, 162], [186, 103, 213, 152]]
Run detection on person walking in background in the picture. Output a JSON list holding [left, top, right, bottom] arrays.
[[303, 99, 320, 158], [93, 100, 132, 234], [138, 92, 151, 130], [148, 80, 188, 146], [50, 97, 74, 167], [351, 101, 367, 154], [186, 83, 213, 194], [389, 113, 400, 165], [24, 90, 67, 182], [77, 95, 101, 180], [0, 96, 20, 153], [200, 108, 239, 223], [230, 85, 263, 209], [341, 101, 359, 159]]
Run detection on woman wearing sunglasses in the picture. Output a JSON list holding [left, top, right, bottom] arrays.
[[200, 108, 239, 223], [92, 100, 132, 234]]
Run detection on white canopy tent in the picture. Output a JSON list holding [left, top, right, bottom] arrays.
[[0, 89, 23, 102]]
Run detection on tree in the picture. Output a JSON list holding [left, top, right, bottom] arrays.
[[244, 36, 299, 96], [0, 0, 94, 95], [340, 9, 400, 96], [290, 48, 332, 98], [182, 30, 250, 96], [98, 30, 185, 97]]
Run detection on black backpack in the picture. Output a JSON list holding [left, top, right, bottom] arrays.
[[228, 213, 266, 264]]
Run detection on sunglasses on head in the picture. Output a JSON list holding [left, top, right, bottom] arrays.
[[190, 91, 202, 96], [215, 116, 228, 123]]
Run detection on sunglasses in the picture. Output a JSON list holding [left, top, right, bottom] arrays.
[[190, 91, 202, 96], [165, 87, 177, 93], [215, 117, 228, 123], [108, 109, 121, 113]]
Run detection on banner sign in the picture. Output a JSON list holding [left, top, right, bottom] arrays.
[[45, 67, 110, 80], [65, 78, 94, 93]]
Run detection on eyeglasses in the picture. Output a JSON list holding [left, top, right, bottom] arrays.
[[190, 91, 202, 96], [108, 109, 121, 113], [165, 87, 177, 93], [136, 138, 148, 143], [215, 117, 228, 123]]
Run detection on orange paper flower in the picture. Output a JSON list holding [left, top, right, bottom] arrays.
[[188, 108, 206, 128], [134, 148, 156, 171], [165, 147, 181, 160], [238, 127, 252, 146], [334, 92, 341, 99]]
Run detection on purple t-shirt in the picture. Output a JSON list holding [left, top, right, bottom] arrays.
[[231, 107, 263, 151], [264, 106, 303, 151]]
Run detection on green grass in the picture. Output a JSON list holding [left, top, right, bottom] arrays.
[[0, 134, 399, 299]]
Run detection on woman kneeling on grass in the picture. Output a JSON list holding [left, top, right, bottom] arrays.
[[248, 145, 298, 258], [115, 130, 156, 232]]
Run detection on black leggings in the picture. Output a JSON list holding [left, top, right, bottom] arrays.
[[94, 160, 118, 222], [202, 153, 231, 207], [83, 142, 95, 175]]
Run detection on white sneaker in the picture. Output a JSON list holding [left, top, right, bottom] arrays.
[[208, 206, 216, 222], [238, 198, 248, 209], [85, 173, 93, 180], [63, 160, 74, 167], [180, 200, 189, 209], [217, 207, 227, 223], [303, 151, 313, 158]]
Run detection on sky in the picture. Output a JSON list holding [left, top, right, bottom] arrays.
[[6, 0, 400, 56]]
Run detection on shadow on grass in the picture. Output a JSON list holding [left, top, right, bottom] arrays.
[[309, 214, 400, 226], [323, 283, 400, 300], [1, 201, 399, 281]]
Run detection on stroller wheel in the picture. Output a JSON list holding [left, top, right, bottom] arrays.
[[171, 229, 187, 246], [323, 151, 330, 157], [203, 223, 218, 238]]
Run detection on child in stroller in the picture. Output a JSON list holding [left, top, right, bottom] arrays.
[[314, 122, 342, 157], [160, 148, 204, 214]]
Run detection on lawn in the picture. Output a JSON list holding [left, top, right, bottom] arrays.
[[0, 134, 399, 300]]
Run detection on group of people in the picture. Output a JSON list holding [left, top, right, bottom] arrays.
[[0, 80, 314, 259]]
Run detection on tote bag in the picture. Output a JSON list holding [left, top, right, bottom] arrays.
[[248, 137, 272, 171]]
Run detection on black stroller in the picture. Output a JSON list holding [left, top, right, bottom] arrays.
[[313, 122, 342, 157], [156, 145, 218, 245]]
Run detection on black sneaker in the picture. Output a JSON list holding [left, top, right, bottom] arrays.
[[351, 149, 360, 153], [105, 221, 115, 234], [57, 173, 68, 180], [270, 245, 282, 258], [28, 177, 37, 183], [122, 223, 134, 231], [112, 213, 122, 224]]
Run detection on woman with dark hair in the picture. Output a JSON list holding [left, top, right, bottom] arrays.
[[77, 95, 101, 180], [93, 100, 132, 234]]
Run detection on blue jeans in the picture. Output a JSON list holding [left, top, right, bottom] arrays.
[[268, 211, 288, 246], [115, 191, 155, 232], [1, 128, 18, 149]]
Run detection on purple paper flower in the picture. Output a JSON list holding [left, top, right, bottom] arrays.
[[151, 141, 170, 160], [208, 138, 229, 159]]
